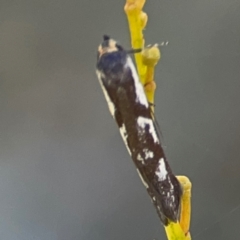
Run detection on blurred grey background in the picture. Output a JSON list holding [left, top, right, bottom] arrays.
[[1, 0, 240, 239]]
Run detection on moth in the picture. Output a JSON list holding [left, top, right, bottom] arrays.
[[96, 35, 182, 225]]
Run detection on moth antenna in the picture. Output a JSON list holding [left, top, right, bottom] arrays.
[[159, 41, 169, 46], [145, 43, 159, 48], [126, 48, 142, 54]]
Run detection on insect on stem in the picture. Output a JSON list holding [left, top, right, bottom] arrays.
[[96, 35, 182, 226]]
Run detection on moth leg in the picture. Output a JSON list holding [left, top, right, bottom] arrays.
[[176, 176, 192, 239]]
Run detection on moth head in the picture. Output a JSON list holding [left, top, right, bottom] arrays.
[[97, 35, 124, 58]]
